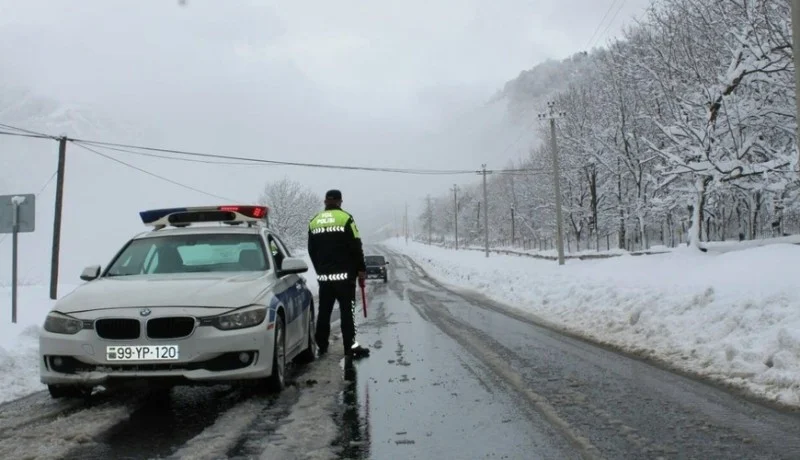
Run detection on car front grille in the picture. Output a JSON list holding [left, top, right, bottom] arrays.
[[95, 318, 141, 340], [147, 317, 196, 339]]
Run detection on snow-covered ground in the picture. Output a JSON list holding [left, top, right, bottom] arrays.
[[384, 238, 800, 407], [0, 254, 318, 405], [0, 284, 78, 404]]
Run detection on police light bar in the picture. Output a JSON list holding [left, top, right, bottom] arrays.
[[140, 205, 269, 228]]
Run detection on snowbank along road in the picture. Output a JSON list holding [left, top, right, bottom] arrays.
[[2, 248, 800, 459]]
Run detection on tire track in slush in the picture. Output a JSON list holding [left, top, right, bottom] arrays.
[[171, 350, 351, 459], [59, 385, 270, 460], [0, 387, 137, 438], [0, 396, 142, 460]]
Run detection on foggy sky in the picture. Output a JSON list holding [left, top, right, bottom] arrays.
[[0, 0, 650, 282]]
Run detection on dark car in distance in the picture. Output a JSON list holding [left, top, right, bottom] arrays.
[[365, 255, 389, 283]]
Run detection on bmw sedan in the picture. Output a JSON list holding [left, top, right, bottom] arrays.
[[39, 205, 317, 398]]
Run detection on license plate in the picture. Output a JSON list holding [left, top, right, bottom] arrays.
[[106, 345, 179, 361]]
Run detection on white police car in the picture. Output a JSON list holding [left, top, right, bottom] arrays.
[[39, 205, 317, 398]]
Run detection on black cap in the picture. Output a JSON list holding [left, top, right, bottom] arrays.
[[325, 189, 342, 200]]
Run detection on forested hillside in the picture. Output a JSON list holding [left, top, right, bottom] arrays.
[[418, 0, 796, 252]]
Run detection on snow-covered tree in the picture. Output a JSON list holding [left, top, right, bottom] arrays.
[[257, 177, 320, 251], [417, 0, 797, 254]]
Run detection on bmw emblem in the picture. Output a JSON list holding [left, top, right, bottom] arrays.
[[140, 308, 152, 317]]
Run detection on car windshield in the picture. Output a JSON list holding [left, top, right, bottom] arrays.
[[365, 256, 385, 265], [105, 233, 269, 276]]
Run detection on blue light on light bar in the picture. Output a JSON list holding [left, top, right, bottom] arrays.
[[139, 207, 188, 224]]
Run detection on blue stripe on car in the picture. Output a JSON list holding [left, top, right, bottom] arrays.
[[267, 282, 311, 325], [268, 296, 279, 323]]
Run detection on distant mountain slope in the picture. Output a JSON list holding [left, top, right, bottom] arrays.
[[498, 50, 595, 124], [0, 86, 158, 286]]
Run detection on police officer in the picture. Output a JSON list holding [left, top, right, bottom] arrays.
[[308, 189, 370, 359]]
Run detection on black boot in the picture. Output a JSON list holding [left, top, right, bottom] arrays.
[[345, 344, 370, 359]]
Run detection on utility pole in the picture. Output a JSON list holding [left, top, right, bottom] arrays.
[[794, 0, 800, 172], [477, 164, 492, 257], [404, 202, 408, 245], [50, 136, 67, 299], [538, 102, 566, 266], [476, 201, 481, 240], [511, 206, 516, 247], [451, 184, 459, 250], [10, 196, 26, 323], [426, 194, 433, 245]]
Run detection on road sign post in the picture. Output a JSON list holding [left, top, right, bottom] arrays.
[[1, 194, 36, 323]]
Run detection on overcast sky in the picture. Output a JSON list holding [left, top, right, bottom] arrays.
[[0, 0, 650, 281]]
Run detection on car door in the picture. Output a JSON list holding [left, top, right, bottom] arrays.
[[265, 233, 304, 351], [271, 233, 312, 328]]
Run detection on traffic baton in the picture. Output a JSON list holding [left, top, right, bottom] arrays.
[[360, 283, 368, 318]]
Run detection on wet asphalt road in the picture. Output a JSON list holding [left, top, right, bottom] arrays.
[[338, 246, 800, 459], [3, 253, 800, 459]]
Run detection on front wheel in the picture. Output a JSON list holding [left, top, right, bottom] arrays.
[[265, 315, 286, 392]]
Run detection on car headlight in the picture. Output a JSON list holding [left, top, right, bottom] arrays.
[[212, 307, 267, 331], [43, 312, 83, 335]]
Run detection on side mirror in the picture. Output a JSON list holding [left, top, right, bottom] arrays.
[[277, 257, 308, 276], [80, 265, 101, 281], [385, 261, 390, 265]]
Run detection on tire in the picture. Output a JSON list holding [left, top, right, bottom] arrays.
[[48, 384, 92, 399], [383, 274, 388, 283], [265, 314, 286, 392], [294, 303, 317, 364]]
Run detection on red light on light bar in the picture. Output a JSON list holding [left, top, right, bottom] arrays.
[[218, 205, 267, 218]]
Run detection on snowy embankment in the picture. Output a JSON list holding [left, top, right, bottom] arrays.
[[0, 284, 78, 404], [0, 254, 318, 404], [384, 238, 800, 408], [436, 233, 800, 260]]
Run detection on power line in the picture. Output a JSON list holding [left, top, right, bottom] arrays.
[[72, 142, 241, 203], [594, 0, 627, 48], [0, 130, 55, 140], [70, 141, 262, 166], [3, 121, 549, 175], [0, 123, 57, 139], [71, 137, 479, 175], [497, 118, 539, 159], [83, 138, 552, 175], [584, 0, 623, 50]]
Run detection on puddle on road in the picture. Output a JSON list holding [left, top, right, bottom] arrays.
[[333, 359, 371, 460], [225, 386, 301, 459]]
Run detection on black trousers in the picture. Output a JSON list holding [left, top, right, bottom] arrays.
[[316, 281, 357, 353]]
